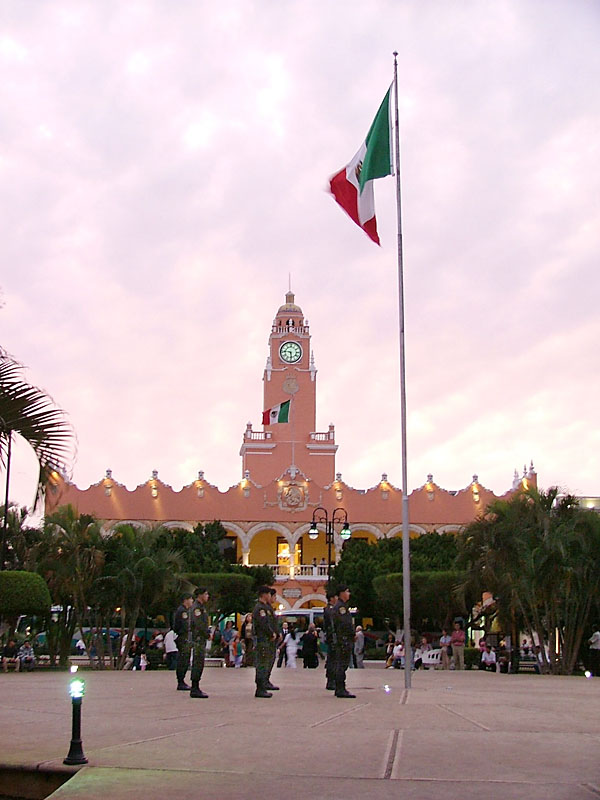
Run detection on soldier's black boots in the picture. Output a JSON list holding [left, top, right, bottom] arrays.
[[255, 689, 273, 698], [335, 690, 356, 698], [190, 684, 208, 698], [265, 682, 279, 690], [177, 681, 191, 691], [326, 682, 335, 690]]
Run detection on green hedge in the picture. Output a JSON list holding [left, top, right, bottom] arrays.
[[0, 571, 51, 621], [464, 647, 480, 670]]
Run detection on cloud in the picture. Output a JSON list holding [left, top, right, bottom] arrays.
[[1, 0, 599, 512]]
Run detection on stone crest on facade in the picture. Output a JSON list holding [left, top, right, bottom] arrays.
[[278, 482, 306, 512], [282, 373, 299, 395]]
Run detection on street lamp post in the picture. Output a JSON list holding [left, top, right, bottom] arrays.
[[63, 668, 88, 766], [308, 506, 350, 583]]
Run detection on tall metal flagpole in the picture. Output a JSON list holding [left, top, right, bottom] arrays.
[[393, 51, 412, 690]]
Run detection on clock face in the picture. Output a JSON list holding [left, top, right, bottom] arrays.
[[279, 341, 302, 363]]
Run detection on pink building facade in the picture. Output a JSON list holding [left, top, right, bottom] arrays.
[[46, 292, 536, 609]]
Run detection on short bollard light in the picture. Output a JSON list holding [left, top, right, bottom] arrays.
[[63, 667, 88, 765]]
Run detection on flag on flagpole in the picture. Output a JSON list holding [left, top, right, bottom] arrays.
[[262, 400, 290, 425], [329, 88, 392, 244]]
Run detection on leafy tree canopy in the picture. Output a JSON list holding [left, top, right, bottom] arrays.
[[331, 532, 459, 620]]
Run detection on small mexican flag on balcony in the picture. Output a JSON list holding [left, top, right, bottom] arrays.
[[262, 400, 290, 425]]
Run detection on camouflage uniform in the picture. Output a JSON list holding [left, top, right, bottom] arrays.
[[190, 599, 210, 684], [253, 600, 276, 694], [323, 602, 336, 689], [174, 603, 192, 686], [332, 598, 355, 696]]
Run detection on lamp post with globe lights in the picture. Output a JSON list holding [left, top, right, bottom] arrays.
[[308, 506, 350, 584]]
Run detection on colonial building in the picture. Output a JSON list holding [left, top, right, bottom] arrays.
[[46, 291, 536, 609]]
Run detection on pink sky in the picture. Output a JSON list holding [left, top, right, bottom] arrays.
[[2, 1, 599, 514]]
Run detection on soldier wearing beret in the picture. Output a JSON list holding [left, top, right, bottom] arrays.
[[173, 593, 194, 690], [323, 587, 338, 690], [253, 586, 278, 697], [189, 587, 210, 698], [332, 585, 356, 698]]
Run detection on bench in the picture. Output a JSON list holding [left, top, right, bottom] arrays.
[[518, 656, 540, 673], [421, 648, 442, 669]]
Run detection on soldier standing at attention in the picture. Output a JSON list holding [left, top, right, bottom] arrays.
[[332, 585, 356, 698], [323, 588, 338, 690], [173, 593, 193, 691], [253, 586, 278, 697], [266, 589, 280, 691], [189, 587, 210, 698]]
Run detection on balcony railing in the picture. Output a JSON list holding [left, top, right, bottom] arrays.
[[244, 431, 273, 441], [269, 564, 329, 579], [309, 432, 335, 442]]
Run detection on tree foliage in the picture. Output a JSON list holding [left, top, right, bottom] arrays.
[[182, 572, 255, 621], [0, 348, 75, 508], [373, 570, 467, 631], [331, 532, 459, 620], [0, 570, 51, 632], [457, 487, 600, 674]]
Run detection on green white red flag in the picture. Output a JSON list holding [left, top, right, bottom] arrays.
[[262, 400, 290, 425], [329, 88, 392, 244]]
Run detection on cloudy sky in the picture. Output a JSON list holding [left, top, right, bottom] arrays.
[[2, 0, 599, 513]]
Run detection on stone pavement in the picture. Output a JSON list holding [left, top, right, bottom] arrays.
[[0, 665, 599, 799]]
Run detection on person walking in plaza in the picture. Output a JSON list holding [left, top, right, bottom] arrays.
[[281, 625, 299, 668], [164, 628, 178, 670], [221, 620, 235, 667], [588, 626, 600, 676], [451, 620, 466, 670], [189, 587, 210, 697], [354, 625, 365, 669], [301, 623, 319, 669], [332, 585, 356, 698], [323, 588, 337, 689], [276, 620, 289, 668], [253, 586, 278, 697], [173, 593, 193, 690], [241, 613, 254, 667]]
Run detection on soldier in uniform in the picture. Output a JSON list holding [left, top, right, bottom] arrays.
[[253, 586, 278, 697], [332, 585, 356, 698], [189, 587, 210, 698], [173, 593, 193, 690], [323, 587, 338, 690], [266, 588, 280, 691]]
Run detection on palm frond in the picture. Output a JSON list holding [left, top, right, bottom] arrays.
[[0, 348, 76, 506]]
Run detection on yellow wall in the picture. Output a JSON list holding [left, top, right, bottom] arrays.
[[300, 534, 328, 564], [248, 530, 278, 564]]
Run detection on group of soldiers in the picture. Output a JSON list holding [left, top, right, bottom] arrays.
[[172, 583, 357, 699]]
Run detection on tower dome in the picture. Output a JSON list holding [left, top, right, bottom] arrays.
[[277, 291, 303, 315]]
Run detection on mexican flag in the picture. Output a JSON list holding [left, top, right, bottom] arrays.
[[329, 88, 392, 244], [262, 400, 290, 425]]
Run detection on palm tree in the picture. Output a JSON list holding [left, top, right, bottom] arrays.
[[99, 524, 183, 668], [0, 348, 75, 567], [458, 486, 600, 674], [41, 505, 105, 664]]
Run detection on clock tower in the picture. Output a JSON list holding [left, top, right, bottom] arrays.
[[240, 291, 337, 487]]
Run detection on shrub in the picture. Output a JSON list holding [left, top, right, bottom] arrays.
[[0, 571, 51, 631]]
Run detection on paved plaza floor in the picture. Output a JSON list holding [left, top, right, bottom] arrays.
[[0, 664, 599, 799]]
